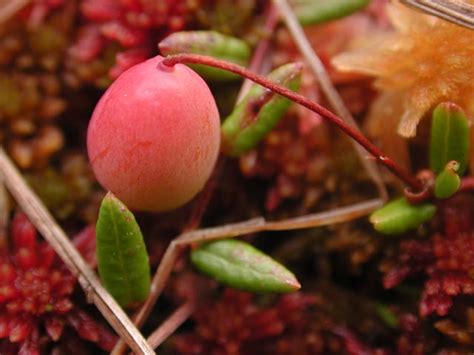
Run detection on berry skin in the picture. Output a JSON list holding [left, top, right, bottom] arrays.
[[87, 55, 221, 212]]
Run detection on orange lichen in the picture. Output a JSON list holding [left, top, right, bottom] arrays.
[[333, 1, 474, 167]]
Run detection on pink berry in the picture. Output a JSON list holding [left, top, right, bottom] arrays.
[[87, 55, 220, 212]]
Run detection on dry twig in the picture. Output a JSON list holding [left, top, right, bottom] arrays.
[[147, 301, 195, 350], [0, 148, 155, 355]]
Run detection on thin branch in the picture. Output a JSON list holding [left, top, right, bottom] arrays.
[[147, 301, 195, 349], [0, 148, 155, 355], [161, 54, 422, 191], [180, 199, 382, 244], [273, 0, 388, 201], [263, 198, 383, 231]]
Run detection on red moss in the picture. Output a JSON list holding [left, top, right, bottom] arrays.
[[384, 195, 474, 317], [395, 314, 434, 355], [172, 289, 314, 354], [239, 115, 332, 212], [171, 288, 377, 354], [19, 0, 65, 27], [0, 213, 116, 353], [69, 0, 193, 80], [383, 240, 434, 290]]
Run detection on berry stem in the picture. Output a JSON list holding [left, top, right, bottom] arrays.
[[162, 54, 422, 191]]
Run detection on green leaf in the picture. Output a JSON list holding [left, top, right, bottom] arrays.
[[159, 31, 251, 81], [369, 198, 436, 235], [429, 102, 470, 175], [191, 239, 300, 293], [434, 161, 461, 199], [290, 0, 370, 26], [96, 192, 150, 308], [221, 62, 302, 156], [375, 303, 399, 328]]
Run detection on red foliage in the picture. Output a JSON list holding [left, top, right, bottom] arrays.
[[383, 195, 474, 317], [172, 288, 375, 354], [0, 213, 116, 353], [19, 0, 65, 27], [69, 0, 192, 79], [240, 116, 331, 212], [395, 314, 433, 355], [383, 240, 434, 290], [172, 289, 314, 354]]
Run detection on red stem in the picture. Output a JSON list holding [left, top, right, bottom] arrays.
[[161, 54, 422, 191], [460, 176, 474, 193]]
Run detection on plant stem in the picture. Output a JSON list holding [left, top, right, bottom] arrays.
[[460, 176, 474, 192], [147, 301, 195, 349], [161, 54, 422, 191], [274, 0, 388, 201]]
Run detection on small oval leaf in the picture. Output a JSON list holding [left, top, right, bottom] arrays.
[[96, 192, 150, 308], [191, 239, 300, 293], [290, 0, 370, 26], [429, 102, 470, 175], [221, 62, 302, 156], [159, 31, 251, 81], [434, 161, 461, 199], [375, 303, 399, 329], [369, 198, 436, 235]]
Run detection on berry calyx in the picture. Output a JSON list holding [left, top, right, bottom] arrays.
[[87, 55, 221, 212]]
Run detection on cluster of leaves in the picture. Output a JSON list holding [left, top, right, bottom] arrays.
[[370, 102, 470, 235]]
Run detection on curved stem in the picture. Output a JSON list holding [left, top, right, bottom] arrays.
[[161, 54, 422, 191], [275, 0, 387, 201]]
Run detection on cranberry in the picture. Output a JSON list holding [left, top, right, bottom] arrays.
[[87, 55, 220, 212]]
